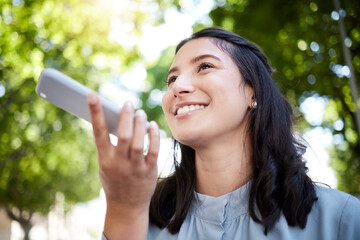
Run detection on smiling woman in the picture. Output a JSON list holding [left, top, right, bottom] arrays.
[[87, 27, 360, 240], [162, 38, 253, 150]]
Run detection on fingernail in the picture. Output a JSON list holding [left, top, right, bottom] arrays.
[[149, 121, 158, 129], [124, 101, 133, 109], [88, 92, 98, 105], [136, 109, 146, 118]]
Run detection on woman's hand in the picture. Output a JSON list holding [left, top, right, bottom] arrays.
[[87, 92, 160, 239]]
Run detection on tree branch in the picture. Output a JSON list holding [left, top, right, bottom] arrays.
[[333, 0, 360, 151], [4, 204, 18, 222]]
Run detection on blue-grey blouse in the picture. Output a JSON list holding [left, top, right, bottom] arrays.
[[103, 182, 360, 240]]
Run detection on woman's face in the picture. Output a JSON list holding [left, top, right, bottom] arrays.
[[162, 37, 254, 149]]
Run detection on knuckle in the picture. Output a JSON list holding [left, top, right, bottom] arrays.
[[149, 130, 160, 140], [147, 149, 159, 159], [117, 134, 131, 144], [131, 145, 144, 155], [89, 104, 101, 115], [94, 125, 107, 136], [98, 160, 111, 172]]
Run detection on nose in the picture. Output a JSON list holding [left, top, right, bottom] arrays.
[[172, 74, 195, 98]]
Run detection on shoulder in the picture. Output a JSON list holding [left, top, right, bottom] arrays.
[[315, 185, 358, 206], [314, 185, 360, 212], [313, 185, 360, 239]]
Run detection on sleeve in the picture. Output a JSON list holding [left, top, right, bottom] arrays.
[[338, 195, 360, 240]]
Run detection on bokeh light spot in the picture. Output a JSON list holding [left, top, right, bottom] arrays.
[[0, 84, 5, 97], [344, 37, 352, 48], [310, 41, 320, 53], [307, 74, 316, 85], [309, 2, 318, 12], [297, 40, 307, 51], [331, 11, 339, 21], [334, 119, 344, 131]]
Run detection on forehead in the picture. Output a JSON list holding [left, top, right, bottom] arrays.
[[172, 37, 231, 65]]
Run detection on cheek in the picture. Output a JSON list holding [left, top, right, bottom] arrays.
[[161, 91, 171, 116]]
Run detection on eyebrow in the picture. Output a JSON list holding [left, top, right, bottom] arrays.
[[167, 54, 222, 78], [190, 54, 221, 64]]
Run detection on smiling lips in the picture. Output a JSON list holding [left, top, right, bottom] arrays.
[[176, 104, 206, 115]]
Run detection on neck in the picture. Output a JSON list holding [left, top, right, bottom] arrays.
[[194, 137, 253, 197]]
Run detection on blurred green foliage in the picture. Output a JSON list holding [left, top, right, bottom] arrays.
[[207, 0, 360, 195], [140, 46, 175, 134], [0, 0, 169, 237]]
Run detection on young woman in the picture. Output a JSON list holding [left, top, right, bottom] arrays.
[[87, 27, 360, 240]]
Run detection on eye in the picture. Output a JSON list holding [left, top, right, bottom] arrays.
[[166, 76, 177, 86], [198, 62, 214, 72]]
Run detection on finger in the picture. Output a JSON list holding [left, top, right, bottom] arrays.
[[116, 101, 134, 157], [87, 92, 111, 155], [130, 110, 147, 165], [145, 121, 160, 168]]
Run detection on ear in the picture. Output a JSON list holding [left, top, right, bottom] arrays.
[[246, 85, 255, 109]]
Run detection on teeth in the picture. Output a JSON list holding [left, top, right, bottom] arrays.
[[177, 105, 205, 115]]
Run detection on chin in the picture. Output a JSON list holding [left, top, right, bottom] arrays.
[[173, 131, 206, 148]]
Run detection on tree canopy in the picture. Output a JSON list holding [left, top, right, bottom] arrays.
[[0, 0, 169, 238]]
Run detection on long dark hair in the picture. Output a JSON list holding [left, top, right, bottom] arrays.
[[149, 27, 317, 235]]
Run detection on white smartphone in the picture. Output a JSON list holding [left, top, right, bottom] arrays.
[[36, 68, 141, 135]]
